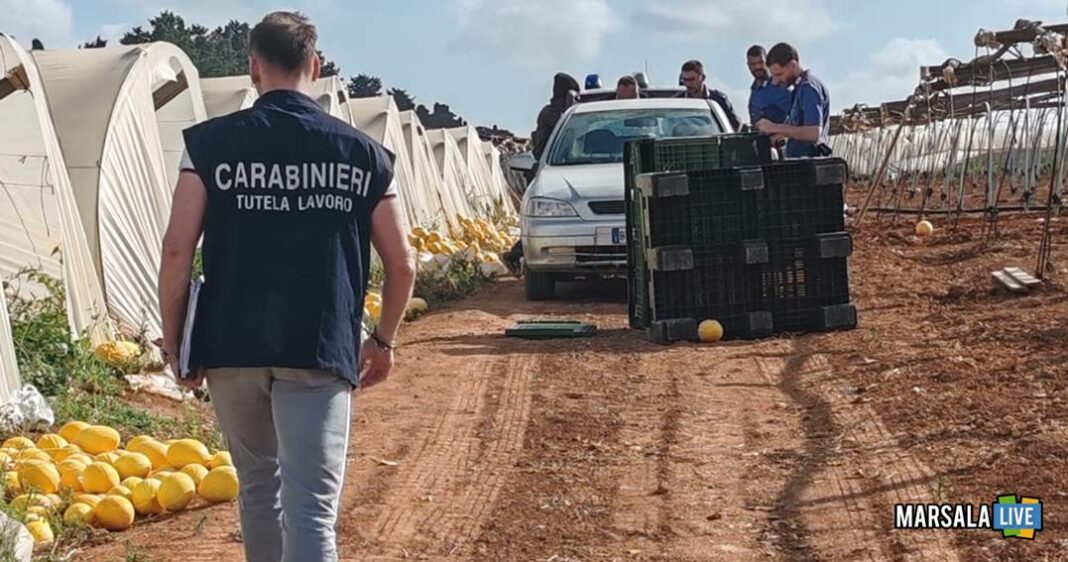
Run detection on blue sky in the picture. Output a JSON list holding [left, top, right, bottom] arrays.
[[2, 0, 1067, 133]]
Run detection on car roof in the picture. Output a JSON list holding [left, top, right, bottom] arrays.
[[570, 97, 718, 113], [578, 86, 684, 103]]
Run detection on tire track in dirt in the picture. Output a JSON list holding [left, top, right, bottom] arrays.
[[764, 339, 960, 562], [606, 340, 808, 561], [346, 349, 535, 560]]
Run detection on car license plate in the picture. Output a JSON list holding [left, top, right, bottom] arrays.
[[597, 227, 627, 246]]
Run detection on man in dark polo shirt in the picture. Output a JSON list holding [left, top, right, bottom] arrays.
[[158, 11, 415, 562], [675, 59, 741, 131]]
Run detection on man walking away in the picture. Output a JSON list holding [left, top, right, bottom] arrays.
[[532, 72, 580, 160], [616, 75, 640, 99], [158, 11, 416, 562], [755, 42, 832, 158], [675, 59, 741, 131], [746, 45, 792, 126]]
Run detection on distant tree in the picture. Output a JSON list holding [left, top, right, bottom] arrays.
[[31, 39, 45, 50], [418, 102, 466, 129], [81, 36, 107, 49], [114, 11, 339, 78], [348, 74, 383, 98], [389, 88, 416, 112], [318, 52, 340, 78]]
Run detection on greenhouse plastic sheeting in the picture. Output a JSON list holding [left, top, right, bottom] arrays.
[[0, 34, 108, 341], [0, 294, 19, 406], [200, 75, 257, 118], [32, 42, 206, 337]]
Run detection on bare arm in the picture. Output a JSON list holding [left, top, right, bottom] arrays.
[[359, 196, 415, 388], [159, 171, 206, 383]]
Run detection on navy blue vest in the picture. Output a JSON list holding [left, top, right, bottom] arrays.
[[182, 89, 394, 386]]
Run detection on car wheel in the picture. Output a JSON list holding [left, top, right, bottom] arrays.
[[524, 267, 556, 301]]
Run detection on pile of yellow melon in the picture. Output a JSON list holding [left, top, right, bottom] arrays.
[[363, 292, 429, 324], [93, 341, 142, 367], [407, 216, 516, 265], [2, 421, 239, 545]]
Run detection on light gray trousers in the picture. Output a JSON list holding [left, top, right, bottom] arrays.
[[206, 367, 352, 562]]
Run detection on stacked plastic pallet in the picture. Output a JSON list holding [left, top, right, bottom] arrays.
[[624, 134, 857, 343]]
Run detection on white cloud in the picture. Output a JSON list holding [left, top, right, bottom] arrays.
[[633, 0, 843, 42], [94, 23, 131, 43], [831, 37, 950, 111], [0, 0, 74, 48], [449, 0, 619, 67], [112, 0, 260, 28]]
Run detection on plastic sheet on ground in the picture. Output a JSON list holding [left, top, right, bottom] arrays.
[[126, 370, 195, 402], [0, 384, 55, 433], [0, 513, 33, 562]]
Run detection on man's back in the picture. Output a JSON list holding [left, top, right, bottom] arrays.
[[183, 89, 394, 385]]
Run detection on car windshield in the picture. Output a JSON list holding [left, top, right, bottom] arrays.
[[548, 108, 723, 166]]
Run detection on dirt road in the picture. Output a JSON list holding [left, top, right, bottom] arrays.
[[79, 214, 1068, 562]]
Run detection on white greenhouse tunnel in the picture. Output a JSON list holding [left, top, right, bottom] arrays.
[[2, 33, 517, 400], [0, 34, 108, 336], [31, 43, 206, 337]]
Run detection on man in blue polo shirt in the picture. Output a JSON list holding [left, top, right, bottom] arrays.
[[755, 42, 831, 158], [746, 44, 792, 126], [158, 11, 415, 562]]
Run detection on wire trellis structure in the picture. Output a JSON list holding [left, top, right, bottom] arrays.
[[830, 19, 1068, 278]]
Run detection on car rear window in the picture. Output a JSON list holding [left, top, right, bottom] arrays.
[[548, 108, 722, 166]]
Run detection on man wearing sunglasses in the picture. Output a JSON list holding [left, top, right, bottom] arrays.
[[674, 59, 741, 131]]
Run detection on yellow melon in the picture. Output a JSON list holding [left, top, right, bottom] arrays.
[[63, 502, 94, 526], [130, 440, 169, 469], [198, 466, 239, 503], [130, 479, 163, 515], [2, 436, 34, 450], [125, 435, 155, 451], [157, 472, 196, 512], [179, 464, 209, 486], [93, 495, 135, 531], [18, 462, 60, 494], [14, 449, 51, 464], [206, 451, 233, 469], [58, 420, 90, 443], [121, 476, 144, 490], [35, 434, 67, 450], [81, 462, 120, 494], [95, 451, 122, 466], [166, 439, 210, 469], [26, 519, 53, 544], [58, 459, 87, 492], [114, 452, 152, 479], [73, 494, 103, 508], [107, 485, 133, 502], [76, 426, 120, 455], [3, 470, 21, 494]]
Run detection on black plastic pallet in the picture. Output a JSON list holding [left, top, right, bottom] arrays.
[[638, 168, 766, 248], [638, 233, 854, 334], [647, 240, 768, 322], [647, 302, 856, 345], [627, 134, 773, 176], [758, 159, 847, 240]]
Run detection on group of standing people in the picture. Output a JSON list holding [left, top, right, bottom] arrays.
[[531, 41, 831, 160]]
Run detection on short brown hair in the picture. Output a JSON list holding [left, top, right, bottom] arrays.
[[746, 45, 766, 59], [617, 75, 637, 88], [249, 11, 318, 73], [681, 59, 704, 75], [766, 43, 799, 67]]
